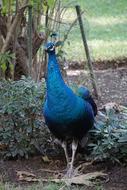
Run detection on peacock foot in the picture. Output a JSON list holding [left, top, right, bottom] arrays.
[[64, 163, 77, 178], [66, 167, 74, 178]]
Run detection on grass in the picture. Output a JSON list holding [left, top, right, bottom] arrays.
[[0, 182, 105, 190], [0, 182, 89, 190], [0, 183, 63, 190], [60, 0, 127, 61]]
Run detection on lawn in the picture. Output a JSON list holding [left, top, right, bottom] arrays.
[[61, 0, 127, 61], [0, 183, 60, 190], [0, 182, 87, 190], [0, 183, 59, 190]]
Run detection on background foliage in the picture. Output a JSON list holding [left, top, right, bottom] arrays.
[[89, 106, 127, 162], [0, 78, 127, 162], [0, 77, 53, 158]]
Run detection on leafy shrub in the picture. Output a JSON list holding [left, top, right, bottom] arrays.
[[0, 51, 15, 78], [0, 77, 53, 159], [89, 106, 127, 162], [1, 77, 127, 163]]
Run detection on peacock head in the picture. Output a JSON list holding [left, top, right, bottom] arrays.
[[45, 33, 63, 54], [45, 42, 55, 54]]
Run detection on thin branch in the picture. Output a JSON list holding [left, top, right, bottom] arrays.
[[42, 14, 68, 25], [63, 10, 85, 43]]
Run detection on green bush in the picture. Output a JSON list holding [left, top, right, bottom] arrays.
[[0, 51, 15, 78], [89, 107, 127, 162], [0, 77, 127, 162], [0, 77, 53, 159]]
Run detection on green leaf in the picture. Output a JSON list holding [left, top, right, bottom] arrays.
[[1, 63, 6, 73], [19, 149, 24, 157], [12, 149, 18, 157], [27, 127, 32, 133]]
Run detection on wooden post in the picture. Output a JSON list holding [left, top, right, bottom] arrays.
[[75, 5, 99, 98], [28, 5, 32, 76]]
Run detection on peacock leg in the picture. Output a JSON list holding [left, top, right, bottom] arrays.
[[67, 139, 78, 177], [61, 141, 69, 165]]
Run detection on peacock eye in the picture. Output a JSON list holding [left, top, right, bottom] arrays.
[[48, 45, 55, 51]]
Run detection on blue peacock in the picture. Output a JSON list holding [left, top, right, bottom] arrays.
[[43, 41, 97, 177]]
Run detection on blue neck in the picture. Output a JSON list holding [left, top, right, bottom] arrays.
[[46, 52, 76, 108], [45, 51, 89, 123], [47, 52, 65, 90]]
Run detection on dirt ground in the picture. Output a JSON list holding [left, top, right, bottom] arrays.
[[0, 156, 127, 190], [0, 65, 127, 189], [67, 67, 127, 106]]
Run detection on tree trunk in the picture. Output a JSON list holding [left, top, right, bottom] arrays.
[[0, 31, 4, 50], [0, 3, 45, 80], [14, 32, 45, 80], [1, 5, 28, 54]]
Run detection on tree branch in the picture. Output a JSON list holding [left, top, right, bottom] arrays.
[[1, 4, 28, 53]]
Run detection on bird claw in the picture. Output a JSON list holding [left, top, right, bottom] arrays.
[[66, 167, 74, 178], [64, 163, 75, 178]]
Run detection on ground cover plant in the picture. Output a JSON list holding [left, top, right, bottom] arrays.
[[0, 77, 50, 159]]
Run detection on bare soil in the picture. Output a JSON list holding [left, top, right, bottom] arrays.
[[69, 57, 127, 70], [0, 156, 127, 190], [67, 67, 127, 106]]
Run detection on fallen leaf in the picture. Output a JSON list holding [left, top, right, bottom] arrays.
[[42, 171, 107, 186], [42, 155, 50, 163], [69, 172, 107, 186], [75, 161, 93, 172], [16, 171, 39, 182]]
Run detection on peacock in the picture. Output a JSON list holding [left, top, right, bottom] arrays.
[[43, 41, 97, 177]]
